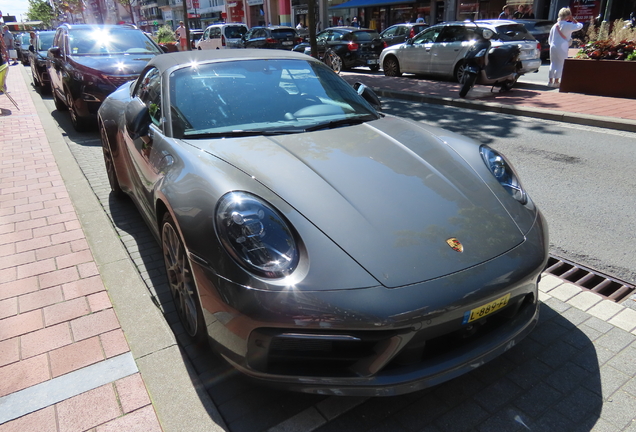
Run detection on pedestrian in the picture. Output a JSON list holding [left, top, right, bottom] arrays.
[[175, 21, 187, 51], [416, 14, 426, 24], [337, 17, 344, 26], [523, 5, 535, 19], [548, 7, 583, 88], [512, 5, 526, 19], [499, 5, 513, 20], [2, 25, 18, 65], [351, 17, 360, 28]]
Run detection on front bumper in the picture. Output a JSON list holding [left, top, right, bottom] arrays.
[[190, 210, 548, 396]]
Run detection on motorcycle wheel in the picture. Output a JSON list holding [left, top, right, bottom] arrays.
[[459, 72, 477, 98]]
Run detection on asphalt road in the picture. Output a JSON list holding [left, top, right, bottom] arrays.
[[380, 98, 636, 285]]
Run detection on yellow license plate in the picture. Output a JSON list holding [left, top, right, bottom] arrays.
[[462, 293, 510, 324]]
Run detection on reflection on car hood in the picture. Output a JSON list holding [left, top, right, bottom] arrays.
[[70, 54, 156, 75], [186, 116, 524, 288]]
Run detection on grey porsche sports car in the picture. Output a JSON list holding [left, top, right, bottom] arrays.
[[98, 49, 548, 396]]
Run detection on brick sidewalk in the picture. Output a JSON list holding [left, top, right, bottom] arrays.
[[0, 65, 162, 431]]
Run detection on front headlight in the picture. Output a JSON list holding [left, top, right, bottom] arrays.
[[480, 145, 527, 204], [215, 191, 299, 278]]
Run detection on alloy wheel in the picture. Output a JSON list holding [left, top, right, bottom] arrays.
[[162, 218, 201, 339]]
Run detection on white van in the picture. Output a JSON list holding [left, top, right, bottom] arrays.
[[196, 23, 249, 50]]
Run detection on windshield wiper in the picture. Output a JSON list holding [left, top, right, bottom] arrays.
[[304, 115, 377, 132], [184, 129, 302, 139]]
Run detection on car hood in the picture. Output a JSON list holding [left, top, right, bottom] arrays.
[[70, 54, 156, 75], [186, 116, 524, 288]]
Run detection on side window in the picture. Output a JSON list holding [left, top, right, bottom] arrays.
[[413, 27, 440, 44], [383, 27, 397, 37], [137, 68, 162, 126], [397, 26, 407, 36], [438, 26, 468, 43], [203, 28, 210, 40], [316, 31, 328, 43], [211, 27, 221, 39]]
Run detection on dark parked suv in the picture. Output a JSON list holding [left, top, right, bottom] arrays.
[[47, 24, 164, 131], [239, 26, 301, 50], [293, 27, 384, 72]]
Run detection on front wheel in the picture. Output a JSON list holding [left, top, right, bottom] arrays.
[[455, 61, 470, 83], [66, 89, 89, 132], [161, 213, 207, 346], [324, 50, 342, 74], [51, 84, 68, 111], [459, 72, 477, 98], [383, 56, 402, 77]]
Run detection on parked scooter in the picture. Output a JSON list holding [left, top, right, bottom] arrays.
[[459, 27, 522, 98]]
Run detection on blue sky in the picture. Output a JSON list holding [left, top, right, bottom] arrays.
[[1, 0, 32, 23]]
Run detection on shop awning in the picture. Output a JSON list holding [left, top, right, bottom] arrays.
[[331, 0, 414, 9]]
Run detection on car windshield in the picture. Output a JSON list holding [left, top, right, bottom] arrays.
[[38, 33, 55, 50], [169, 58, 379, 138], [18, 34, 30, 44], [493, 24, 536, 41], [68, 28, 163, 55]]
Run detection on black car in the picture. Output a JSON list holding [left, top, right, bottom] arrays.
[[515, 19, 554, 60], [29, 30, 56, 92], [15, 33, 32, 65], [293, 27, 384, 72], [47, 24, 164, 131], [239, 26, 301, 50], [189, 29, 204, 49], [379, 23, 429, 47]]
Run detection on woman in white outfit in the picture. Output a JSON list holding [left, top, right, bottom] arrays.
[[548, 8, 583, 87]]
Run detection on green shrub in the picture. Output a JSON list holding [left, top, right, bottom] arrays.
[[156, 25, 176, 44]]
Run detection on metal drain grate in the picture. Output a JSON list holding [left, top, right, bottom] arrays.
[[543, 255, 636, 303]]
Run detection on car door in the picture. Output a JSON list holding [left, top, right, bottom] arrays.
[[429, 25, 472, 77], [47, 28, 67, 97], [198, 27, 211, 49], [124, 67, 166, 217], [380, 25, 399, 46], [400, 26, 441, 74]]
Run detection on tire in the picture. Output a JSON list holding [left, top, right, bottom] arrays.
[[161, 213, 207, 346], [383, 56, 401, 77], [52, 84, 68, 111], [370, 64, 380, 72], [32, 69, 41, 88], [455, 61, 469, 83], [100, 123, 123, 198], [66, 89, 89, 132], [324, 50, 342, 74], [459, 72, 477, 98]]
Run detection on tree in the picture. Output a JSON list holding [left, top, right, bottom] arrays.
[[26, 0, 54, 28], [117, 0, 136, 24]]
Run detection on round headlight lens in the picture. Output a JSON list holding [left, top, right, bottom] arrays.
[[480, 146, 527, 204], [215, 192, 299, 278]]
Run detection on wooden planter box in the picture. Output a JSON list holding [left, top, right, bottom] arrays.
[[560, 58, 636, 99]]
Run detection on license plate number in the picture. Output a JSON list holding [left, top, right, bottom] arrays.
[[367, 59, 378, 65], [283, 41, 293, 45], [463, 294, 510, 324]]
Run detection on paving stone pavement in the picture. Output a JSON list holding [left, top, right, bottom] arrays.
[[1, 62, 636, 432]]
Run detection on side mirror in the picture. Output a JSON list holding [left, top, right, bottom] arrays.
[[405, 38, 414, 45], [160, 45, 169, 53], [48, 46, 61, 58], [353, 82, 382, 112], [125, 98, 151, 140]]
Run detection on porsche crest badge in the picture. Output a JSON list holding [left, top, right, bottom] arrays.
[[446, 238, 464, 253]]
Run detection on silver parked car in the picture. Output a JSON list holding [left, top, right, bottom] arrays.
[[98, 49, 548, 396], [380, 20, 541, 81]]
